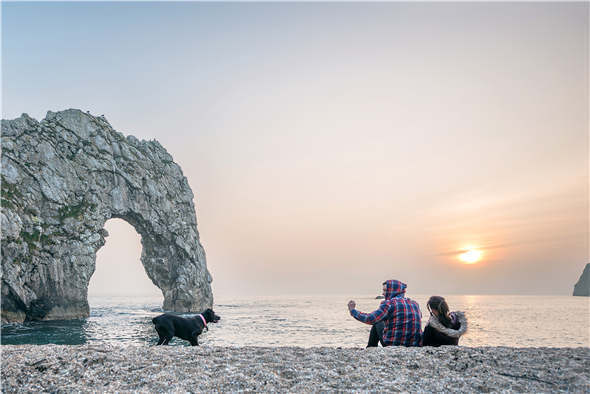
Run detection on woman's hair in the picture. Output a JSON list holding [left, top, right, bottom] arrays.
[[427, 296, 452, 327]]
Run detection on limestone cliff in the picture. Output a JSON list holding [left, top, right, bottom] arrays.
[[573, 263, 589, 297], [1, 109, 213, 322]]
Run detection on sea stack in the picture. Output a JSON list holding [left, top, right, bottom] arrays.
[[573, 263, 590, 296], [1, 109, 213, 322]]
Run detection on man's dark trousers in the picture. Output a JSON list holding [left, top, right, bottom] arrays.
[[367, 321, 386, 347]]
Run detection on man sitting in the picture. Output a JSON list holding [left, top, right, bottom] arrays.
[[348, 279, 422, 347]]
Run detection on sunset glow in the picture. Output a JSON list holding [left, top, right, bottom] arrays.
[[459, 248, 483, 264], [2, 2, 585, 297]]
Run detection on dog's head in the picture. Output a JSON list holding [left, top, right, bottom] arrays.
[[202, 308, 220, 324]]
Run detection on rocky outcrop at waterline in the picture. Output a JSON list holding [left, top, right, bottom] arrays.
[[573, 263, 590, 297], [1, 109, 213, 322]]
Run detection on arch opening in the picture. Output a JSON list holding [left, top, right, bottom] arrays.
[[89, 218, 162, 300]]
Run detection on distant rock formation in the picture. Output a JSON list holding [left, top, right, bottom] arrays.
[[1, 109, 213, 322], [573, 263, 590, 297]]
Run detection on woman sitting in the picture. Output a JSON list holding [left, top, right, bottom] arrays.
[[422, 296, 467, 346]]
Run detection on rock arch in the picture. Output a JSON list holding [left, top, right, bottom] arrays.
[[1, 109, 213, 322]]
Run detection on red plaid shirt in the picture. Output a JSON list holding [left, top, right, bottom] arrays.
[[350, 280, 422, 346]]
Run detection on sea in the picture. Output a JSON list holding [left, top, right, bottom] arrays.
[[1, 294, 588, 348]]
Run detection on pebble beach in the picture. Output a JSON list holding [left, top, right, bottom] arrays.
[[2, 344, 589, 392]]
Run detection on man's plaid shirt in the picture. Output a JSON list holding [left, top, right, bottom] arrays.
[[350, 280, 422, 346]]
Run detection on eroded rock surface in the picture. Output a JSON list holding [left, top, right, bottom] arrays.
[[1, 109, 212, 322]]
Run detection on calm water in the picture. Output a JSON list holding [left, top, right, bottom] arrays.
[[1, 295, 588, 347]]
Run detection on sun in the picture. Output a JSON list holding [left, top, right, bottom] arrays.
[[458, 248, 483, 264]]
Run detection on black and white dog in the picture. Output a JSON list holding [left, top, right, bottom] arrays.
[[152, 308, 220, 346]]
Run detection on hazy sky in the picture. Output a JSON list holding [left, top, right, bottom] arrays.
[[2, 2, 588, 298]]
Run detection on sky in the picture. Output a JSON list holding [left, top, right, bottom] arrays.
[[2, 2, 588, 298]]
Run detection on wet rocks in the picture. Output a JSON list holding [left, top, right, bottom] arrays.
[[1, 109, 213, 322], [1, 345, 588, 392]]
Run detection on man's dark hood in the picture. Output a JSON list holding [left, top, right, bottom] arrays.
[[384, 279, 406, 300]]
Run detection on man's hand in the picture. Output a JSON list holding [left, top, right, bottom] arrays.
[[348, 300, 356, 312]]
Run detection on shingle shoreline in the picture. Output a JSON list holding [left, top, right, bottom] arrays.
[[1, 344, 589, 392]]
